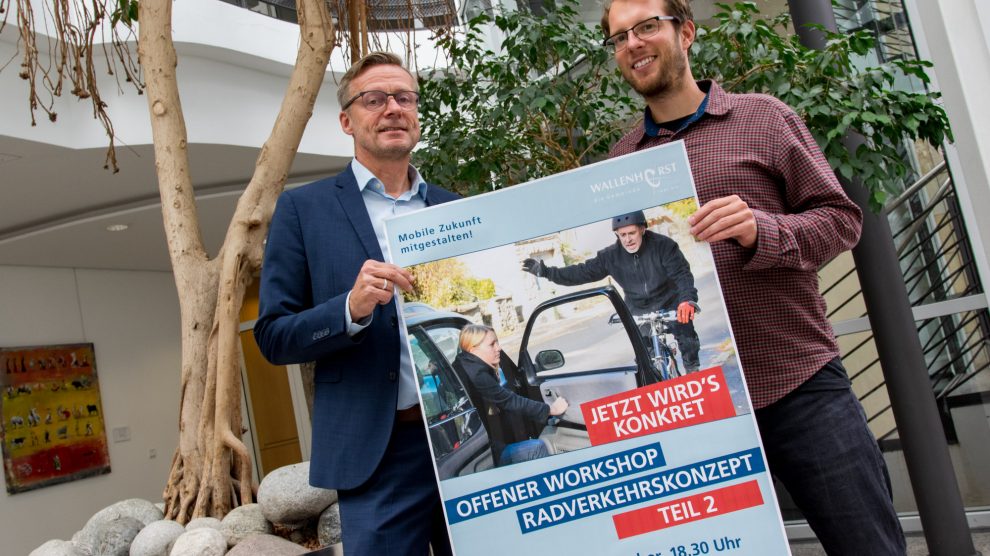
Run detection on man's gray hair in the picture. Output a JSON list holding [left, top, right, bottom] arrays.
[[337, 51, 416, 108]]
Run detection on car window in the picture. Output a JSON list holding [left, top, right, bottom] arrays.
[[426, 326, 461, 364], [524, 294, 637, 377], [402, 302, 435, 316], [410, 334, 457, 421], [410, 332, 484, 460]]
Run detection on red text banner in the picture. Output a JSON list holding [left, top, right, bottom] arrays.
[[612, 480, 764, 539], [581, 366, 735, 446]]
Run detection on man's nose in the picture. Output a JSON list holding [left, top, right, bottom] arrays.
[[626, 30, 648, 50], [382, 95, 404, 114]]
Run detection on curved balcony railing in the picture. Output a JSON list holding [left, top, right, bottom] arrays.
[[218, 0, 460, 30], [820, 0, 990, 449]]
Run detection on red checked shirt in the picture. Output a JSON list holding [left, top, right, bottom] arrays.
[[610, 81, 862, 409]]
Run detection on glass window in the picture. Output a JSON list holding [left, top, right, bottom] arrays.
[[427, 326, 462, 365], [409, 331, 483, 460], [524, 295, 637, 376]]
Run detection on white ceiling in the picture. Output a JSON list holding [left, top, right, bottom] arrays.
[[0, 136, 347, 272]]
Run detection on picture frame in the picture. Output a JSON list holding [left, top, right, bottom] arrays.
[[1, 343, 111, 494]]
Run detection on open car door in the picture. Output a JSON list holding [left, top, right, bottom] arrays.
[[511, 286, 654, 452]]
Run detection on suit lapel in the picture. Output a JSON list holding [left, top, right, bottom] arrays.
[[424, 183, 451, 207], [334, 165, 384, 261], [424, 186, 439, 207]]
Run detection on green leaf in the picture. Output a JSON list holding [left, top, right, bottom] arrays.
[[416, 0, 638, 191], [417, 0, 952, 208]]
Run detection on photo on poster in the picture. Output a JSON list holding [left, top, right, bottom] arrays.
[[404, 200, 748, 481]]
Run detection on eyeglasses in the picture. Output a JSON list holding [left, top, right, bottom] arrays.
[[342, 90, 420, 111], [603, 15, 680, 53]]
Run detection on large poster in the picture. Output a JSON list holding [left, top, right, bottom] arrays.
[[1, 343, 111, 494], [386, 141, 790, 555]]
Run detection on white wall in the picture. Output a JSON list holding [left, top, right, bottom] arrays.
[[0, 266, 181, 556], [904, 0, 990, 296]]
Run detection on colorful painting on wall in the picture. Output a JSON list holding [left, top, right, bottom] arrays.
[[1, 343, 111, 494]]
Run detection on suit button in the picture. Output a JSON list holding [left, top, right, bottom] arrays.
[[388, 371, 397, 381], [390, 316, 398, 328]]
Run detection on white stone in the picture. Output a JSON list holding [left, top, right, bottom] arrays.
[[130, 519, 186, 556], [225, 534, 307, 556], [168, 528, 227, 556], [317, 503, 342, 547], [73, 499, 163, 555], [257, 462, 336, 525], [94, 516, 144, 556], [88, 498, 164, 528], [185, 517, 222, 531], [70, 529, 95, 556], [219, 503, 273, 547]]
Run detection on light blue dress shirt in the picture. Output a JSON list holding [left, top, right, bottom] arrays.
[[345, 159, 428, 410]]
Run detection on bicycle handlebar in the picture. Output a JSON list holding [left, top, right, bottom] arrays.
[[632, 310, 679, 325], [608, 307, 695, 326]]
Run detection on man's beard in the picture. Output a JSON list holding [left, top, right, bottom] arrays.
[[624, 47, 688, 101], [373, 144, 415, 159], [360, 133, 419, 161]]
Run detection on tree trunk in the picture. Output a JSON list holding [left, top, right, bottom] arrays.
[[137, 0, 334, 522]]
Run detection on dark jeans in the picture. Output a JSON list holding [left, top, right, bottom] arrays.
[[500, 438, 550, 466], [755, 358, 906, 556], [337, 421, 452, 556]]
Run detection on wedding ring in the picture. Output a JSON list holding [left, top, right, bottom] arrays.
[[382, 278, 389, 290]]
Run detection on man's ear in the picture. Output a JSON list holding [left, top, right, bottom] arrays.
[[680, 19, 696, 51], [339, 110, 354, 136]]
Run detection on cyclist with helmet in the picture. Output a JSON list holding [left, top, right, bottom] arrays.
[[522, 210, 701, 372]]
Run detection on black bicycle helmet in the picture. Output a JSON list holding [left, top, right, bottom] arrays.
[[612, 210, 647, 230]]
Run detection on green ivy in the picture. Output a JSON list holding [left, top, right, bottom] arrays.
[[691, 2, 951, 210], [414, 0, 638, 196]]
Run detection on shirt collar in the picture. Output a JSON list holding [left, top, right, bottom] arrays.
[[638, 80, 730, 141], [350, 158, 429, 200]]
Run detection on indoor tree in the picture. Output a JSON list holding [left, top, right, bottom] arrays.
[[416, 1, 951, 208], [2, 0, 332, 522], [415, 0, 640, 196]]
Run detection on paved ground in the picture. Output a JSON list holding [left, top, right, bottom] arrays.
[[789, 528, 990, 555]]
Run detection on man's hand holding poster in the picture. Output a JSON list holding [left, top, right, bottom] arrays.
[[386, 141, 791, 555]]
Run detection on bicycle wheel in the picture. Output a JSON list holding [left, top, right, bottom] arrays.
[[646, 358, 664, 383]]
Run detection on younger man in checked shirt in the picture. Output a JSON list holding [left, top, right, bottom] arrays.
[[600, 0, 906, 553]]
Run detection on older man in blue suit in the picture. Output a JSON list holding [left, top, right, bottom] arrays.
[[254, 52, 457, 556]]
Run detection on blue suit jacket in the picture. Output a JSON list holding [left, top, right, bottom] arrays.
[[254, 165, 459, 490]]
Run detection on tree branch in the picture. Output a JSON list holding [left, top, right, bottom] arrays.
[[138, 0, 205, 269]]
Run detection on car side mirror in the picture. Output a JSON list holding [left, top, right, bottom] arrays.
[[535, 350, 565, 371]]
